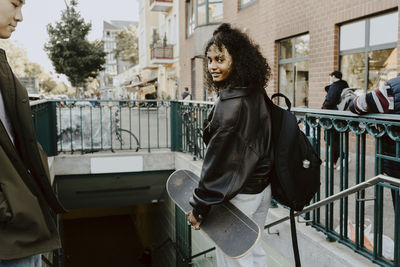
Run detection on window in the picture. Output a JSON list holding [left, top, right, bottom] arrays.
[[340, 12, 398, 92], [167, 18, 171, 44], [197, 0, 223, 26], [139, 30, 144, 56], [278, 34, 310, 107], [187, 0, 223, 36], [172, 15, 177, 44], [240, 0, 258, 9], [191, 58, 196, 99], [151, 28, 160, 45], [187, 0, 195, 36]]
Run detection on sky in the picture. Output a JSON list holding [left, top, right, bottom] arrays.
[[9, 0, 139, 83]]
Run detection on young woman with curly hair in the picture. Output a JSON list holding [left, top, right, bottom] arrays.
[[186, 23, 274, 267]]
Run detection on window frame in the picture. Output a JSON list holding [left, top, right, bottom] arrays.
[[186, 0, 223, 38], [191, 58, 196, 99], [277, 33, 310, 107], [186, 0, 196, 37], [196, 0, 223, 27], [339, 11, 398, 92]]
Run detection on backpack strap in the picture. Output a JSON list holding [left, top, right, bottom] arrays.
[[271, 93, 292, 111], [290, 209, 301, 267]]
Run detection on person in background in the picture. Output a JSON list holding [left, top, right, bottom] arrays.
[[181, 87, 190, 100], [0, 1, 65, 266], [349, 74, 400, 208], [322, 71, 349, 169]]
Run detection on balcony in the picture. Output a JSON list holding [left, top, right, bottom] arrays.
[[149, 0, 173, 12], [150, 44, 174, 64]]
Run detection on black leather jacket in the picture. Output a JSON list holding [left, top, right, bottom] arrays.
[[189, 87, 274, 221]]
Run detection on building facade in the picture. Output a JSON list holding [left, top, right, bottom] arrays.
[[19, 77, 39, 95], [136, 0, 180, 101], [99, 20, 138, 98], [179, 0, 399, 107], [150, 0, 180, 100]]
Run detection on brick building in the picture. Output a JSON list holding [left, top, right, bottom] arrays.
[[179, 0, 399, 107]]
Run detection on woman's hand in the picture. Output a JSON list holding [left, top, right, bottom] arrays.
[[186, 211, 201, 230]]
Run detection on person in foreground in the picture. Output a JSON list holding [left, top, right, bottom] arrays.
[[349, 74, 400, 208], [186, 23, 274, 267], [0, 1, 65, 266]]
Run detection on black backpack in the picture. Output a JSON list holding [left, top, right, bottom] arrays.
[[264, 93, 321, 267]]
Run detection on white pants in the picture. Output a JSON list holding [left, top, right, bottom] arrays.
[[216, 185, 272, 267]]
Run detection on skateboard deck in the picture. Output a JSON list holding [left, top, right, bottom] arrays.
[[166, 169, 261, 258]]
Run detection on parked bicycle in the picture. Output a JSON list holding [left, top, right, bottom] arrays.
[[113, 108, 140, 152], [180, 109, 206, 159]]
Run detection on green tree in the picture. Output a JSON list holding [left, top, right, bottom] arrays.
[[44, 0, 105, 90], [114, 25, 139, 66]]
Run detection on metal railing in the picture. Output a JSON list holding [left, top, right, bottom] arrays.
[[265, 174, 400, 266], [33, 99, 212, 156], [31, 100, 58, 156], [150, 44, 174, 60], [54, 99, 171, 154], [289, 108, 400, 266], [31, 99, 400, 265], [170, 100, 213, 159], [174, 102, 400, 266]]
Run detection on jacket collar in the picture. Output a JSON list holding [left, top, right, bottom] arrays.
[[0, 50, 16, 122], [0, 49, 6, 61], [219, 87, 251, 101]]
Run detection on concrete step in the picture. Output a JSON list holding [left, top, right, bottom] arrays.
[[264, 205, 379, 267]]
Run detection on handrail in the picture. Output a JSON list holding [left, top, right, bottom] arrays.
[[175, 99, 214, 105], [30, 99, 48, 106], [187, 247, 216, 261], [264, 174, 399, 229], [155, 237, 215, 263], [47, 99, 168, 103], [291, 107, 400, 121]]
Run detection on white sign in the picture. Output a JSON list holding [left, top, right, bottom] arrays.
[[91, 156, 143, 174]]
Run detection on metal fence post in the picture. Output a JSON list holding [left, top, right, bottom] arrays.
[[32, 101, 58, 156], [175, 206, 191, 267], [170, 101, 182, 152], [48, 102, 58, 156]]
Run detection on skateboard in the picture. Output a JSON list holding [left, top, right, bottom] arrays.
[[166, 169, 261, 258]]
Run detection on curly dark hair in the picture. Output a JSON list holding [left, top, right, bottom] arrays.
[[204, 23, 271, 92]]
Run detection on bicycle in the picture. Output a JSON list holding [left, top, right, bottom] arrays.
[[180, 109, 206, 159], [113, 108, 141, 152]]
